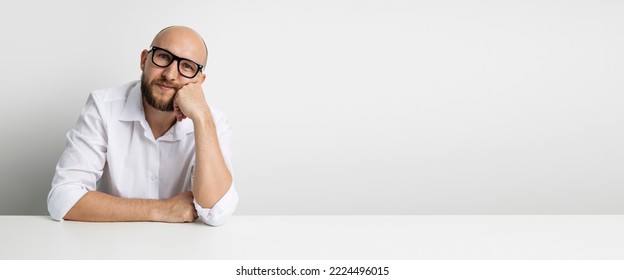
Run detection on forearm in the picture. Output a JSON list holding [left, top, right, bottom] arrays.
[[63, 191, 164, 222], [192, 116, 233, 208]]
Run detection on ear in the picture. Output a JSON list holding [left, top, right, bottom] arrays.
[[199, 73, 207, 84], [140, 50, 148, 71]]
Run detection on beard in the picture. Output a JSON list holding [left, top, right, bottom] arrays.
[[140, 73, 179, 112]]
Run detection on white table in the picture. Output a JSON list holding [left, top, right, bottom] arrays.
[[1, 215, 623, 259]]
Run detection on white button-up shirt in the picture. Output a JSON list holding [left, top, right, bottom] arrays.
[[48, 81, 238, 226]]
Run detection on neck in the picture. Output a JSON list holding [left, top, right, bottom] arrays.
[[142, 99, 177, 139]]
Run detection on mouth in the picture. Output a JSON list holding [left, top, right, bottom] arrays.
[[156, 83, 177, 92]]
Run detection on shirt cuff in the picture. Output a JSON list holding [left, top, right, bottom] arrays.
[[47, 184, 90, 221], [193, 184, 239, 226]]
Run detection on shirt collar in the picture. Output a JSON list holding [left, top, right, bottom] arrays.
[[118, 81, 194, 141], [165, 117, 194, 141], [119, 82, 145, 122]]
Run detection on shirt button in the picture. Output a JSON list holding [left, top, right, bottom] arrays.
[[150, 175, 158, 181]]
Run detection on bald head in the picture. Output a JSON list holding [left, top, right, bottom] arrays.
[[151, 26, 208, 66]]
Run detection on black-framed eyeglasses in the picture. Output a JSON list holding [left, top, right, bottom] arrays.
[[148, 46, 204, 79]]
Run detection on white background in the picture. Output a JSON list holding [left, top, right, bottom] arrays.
[[0, 0, 622, 215]]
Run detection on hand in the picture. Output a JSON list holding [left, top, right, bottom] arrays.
[[159, 191, 197, 223], [173, 83, 213, 122]]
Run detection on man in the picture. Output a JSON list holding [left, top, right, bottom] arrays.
[[47, 26, 238, 226]]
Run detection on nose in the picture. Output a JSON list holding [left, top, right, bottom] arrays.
[[161, 60, 179, 80]]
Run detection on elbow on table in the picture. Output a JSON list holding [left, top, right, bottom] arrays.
[[47, 184, 88, 222], [195, 187, 239, 227]]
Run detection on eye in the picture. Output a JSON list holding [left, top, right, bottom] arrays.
[[158, 53, 171, 62], [181, 62, 196, 72]]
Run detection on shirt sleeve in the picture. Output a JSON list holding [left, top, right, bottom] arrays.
[[193, 185, 239, 226], [48, 94, 107, 221], [192, 109, 239, 226]]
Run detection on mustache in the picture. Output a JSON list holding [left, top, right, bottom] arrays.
[[153, 78, 182, 91]]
